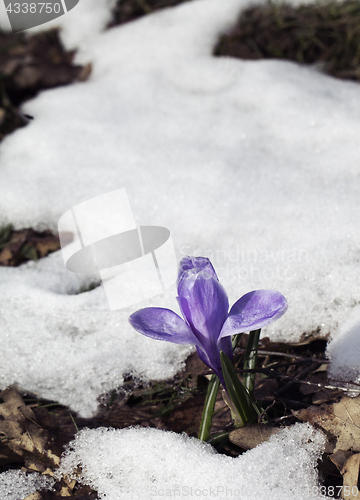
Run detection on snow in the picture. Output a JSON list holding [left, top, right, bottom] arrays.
[[55, 423, 329, 500], [0, 0, 358, 421], [327, 305, 360, 394], [0, 251, 192, 416], [0, 0, 357, 497], [0, 470, 54, 500]]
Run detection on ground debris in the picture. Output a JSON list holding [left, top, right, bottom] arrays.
[[0, 387, 61, 472], [214, 0, 360, 83], [0, 224, 65, 266], [339, 453, 360, 499], [109, 0, 194, 26], [229, 423, 282, 450], [294, 395, 360, 453], [0, 388, 100, 497], [0, 29, 89, 140]]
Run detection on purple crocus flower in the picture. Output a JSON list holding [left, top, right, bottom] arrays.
[[129, 256, 287, 387]]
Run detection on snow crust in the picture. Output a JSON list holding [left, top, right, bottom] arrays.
[[56, 423, 329, 500], [327, 306, 360, 394], [0, 251, 192, 416], [0, 470, 54, 500], [0, 0, 360, 414]]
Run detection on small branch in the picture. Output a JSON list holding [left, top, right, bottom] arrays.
[[235, 348, 329, 364]]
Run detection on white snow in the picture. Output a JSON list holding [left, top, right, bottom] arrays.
[[327, 305, 360, 394], [55, 423, 329, 500], [0, 470, 54, 500], [0, 0, 356, 498], [0, 0, 359, 414]]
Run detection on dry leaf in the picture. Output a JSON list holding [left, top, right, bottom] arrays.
[[312, 389, 342, 405], [295, 395, 360, 452], [0, 388, 60, 471], [329, 450, 353, 471], [23, 493, 43, 500], [23, 493, 58, 500], [229, 424, 282, 449], [341, 453, 360, 500], [299, 372, 328, 395]]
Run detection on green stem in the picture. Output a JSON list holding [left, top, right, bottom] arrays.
[[220, 350, 257, 426], [198, 374, 220, 441], [206, 430, 229, 446], [232, 333, 243, 350], [243, 329, 261, 396]]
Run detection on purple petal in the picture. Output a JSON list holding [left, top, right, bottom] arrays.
[[219, 290, 288, 339], [196, 346, 226, 388], [177, 270, 229, 345], [129, 307, 199, 345], [178, 256, 218, 289], [218, 335, 233, 360]]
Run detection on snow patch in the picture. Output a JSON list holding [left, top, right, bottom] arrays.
[[56, 423, 328, 500]]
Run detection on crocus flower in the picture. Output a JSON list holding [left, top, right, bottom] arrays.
[[129, 256, 287, 387]]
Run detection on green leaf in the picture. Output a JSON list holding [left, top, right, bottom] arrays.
[[198, 374, 220, 441], [243, 329, 261, 396], [220, 350, 257, 427], [231, 333, 243, 350]]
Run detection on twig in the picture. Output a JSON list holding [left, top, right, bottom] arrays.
[[235, 348, 329, 364], [274, 361, 321, 397]]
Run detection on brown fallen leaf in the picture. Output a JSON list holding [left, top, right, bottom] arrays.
[[312, 388, 342, 405], [0, 387, 60, 472], [341, 453, 360, 500], [23, 493, 46, 500], [329, 449, 353, 471], [0, 225, 72, 266], [229, 424, 282, 450], [294, 395, 360, 453], [300, 371, 328, 395]]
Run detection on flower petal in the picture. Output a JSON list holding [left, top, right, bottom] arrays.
[[196, 346, 226, 388], [129, 307, 198, 345], [178, 256, 218, 288], [219, 290, 288, 339], [177, 270, 229, 345]]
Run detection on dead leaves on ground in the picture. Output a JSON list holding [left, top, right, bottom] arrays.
[[0, 388, 96, 498], [0, 388, 60, 472], [295, 395, 360, 453], [0, 224, 63, 266], [229, 423, 282, 450], [0, 29, 91, 140], [296, 395, 360, 499], [110, 0, 194, 26]]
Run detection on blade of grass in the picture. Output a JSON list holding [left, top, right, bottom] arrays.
[[232, 333, 243, 350], [198, 374, 220, 441], [220, 350, 257, 427], [206, 430, 230, 446], [243, 329, 261, 396]]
